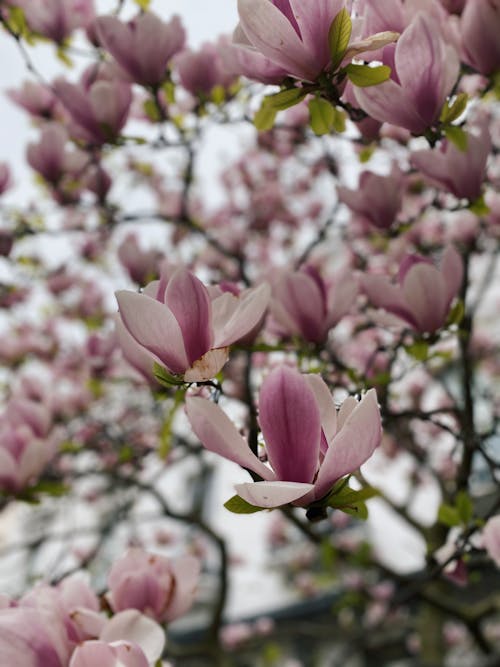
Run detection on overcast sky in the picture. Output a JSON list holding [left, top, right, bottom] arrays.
[[0, 0, 239, 202]]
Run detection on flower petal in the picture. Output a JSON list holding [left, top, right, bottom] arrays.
[[235, 480, 314, 508], [258, 366, 320, 483], [164, 269, 213, 365], [100, 610, 164, 664], [115, 290, 188, 374], [185, 397, 274, 481], [313, 389, 381, 500]]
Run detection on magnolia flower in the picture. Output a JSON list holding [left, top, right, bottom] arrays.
[[69, 641, 149, 667], [54, 74, 131, 146], [116, 268, 270, 382], [18, 0, 95, 44], [235, 0, 398, 82], [27, 123, 88, 185], [0, 607, 71, 667], [461, 0, 500, 75], [337, 166, 404, 229], [362, 246, 463, 333], [106, 549, 200, 623], [355, 13, 459, 133], [186, 365, 381, 508], [7, 80, 57, 119], [270, 265, 358, 343], [96, 12, 186, 86], [410, 122, 491, 202], [175, 40, 237, 97], [483, 515, 500, 568]]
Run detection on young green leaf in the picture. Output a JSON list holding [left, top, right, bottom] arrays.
[[309, 97, 335, 135], [345, 64, 391, 87], [437, 503, 461, 527], [254, 103, 277, 131], [224, 495, 267, 514], [264, 87, 308, 111], [443, 125, 468, 152], [328, 8, 352, 70], [440, 93, 468, 124]]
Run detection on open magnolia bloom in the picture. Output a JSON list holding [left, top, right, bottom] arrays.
[[116, 268, 271, 383], [186, 366, 381, 509], [362, 246, 463, 334]]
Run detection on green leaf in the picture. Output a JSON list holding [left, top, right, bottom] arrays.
[[309, 97, 335, 135], [359, 144, 375, 163], [28, 480, 69, 497], [134, 0, 151, 8], [456, 491, 473, 524], [253, 104, 277, 131], [224, 495, 266, 514], [468, 194, 490, 216], [210, 84, 226, 105], [143, 99, 161, 122], [338, 501, 369, 519], [153, 362, 186, 387], [325, 482, 378, 520], [437, 503, 461, 527], [56, 45, 73, 68], [332, 107, 347, 133], [264, 87, 308, 111], [440, 93, 468, 124], [444, 125, 468, 152], [405, 341, 429, 362], [345, 64, 391, 87], [328, 8, 352, 70]]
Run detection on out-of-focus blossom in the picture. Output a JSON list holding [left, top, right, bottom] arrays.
[[337, 166, 404, 229], [7, 81, 57, 119], [0, 163, 12, 195], [106, 548, 200, 623], [461, 0, 500, 75], [410, 122, 491, 201], [117, 234, 162, 286], [0, 607, 71, 667], [175, 40, 238, 97], [18, 0, 95, 43], [355, 13, 459, 133], [483, 515, 500, 567], [116, 267, 270, 382], [95, 12, 185, 86], [270, 265, 357, 343], [362, 246, 463, 333], [27, 123, 88, 185], [187, 365, 381, 508], [54, 72, 131, 145]]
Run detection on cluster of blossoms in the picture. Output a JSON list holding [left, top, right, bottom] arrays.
[[0, 548, 200, 666], [0, 0, 499, 664]]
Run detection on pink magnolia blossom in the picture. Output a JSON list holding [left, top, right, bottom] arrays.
[[0, 399, 56, 493], [0, 607, 71, 667], [410, 122, 491, 201], [27, 123, 88, 185], [53, 72, 131, 146], [18, 0, 95, 43], [70, 641, 149, 667], [95, 12, 185, 87], [483, 515, 500, 567], [0, 162, 12, 195], [116, 268, 270, 382], [461, 0, 500, 75], [106, 548, 200, 623], [186, 365, 381, 509], [7, 80, 57, 119], [117, 234, 161, 285], [219, 34, 288, 85], [337, 166, 404, 229], [355, 13, 459, 133], [175, 40, 237, 97], [235, 0, 397, 82], [362, 246, 464, 333], [270, 265, 357, 343]]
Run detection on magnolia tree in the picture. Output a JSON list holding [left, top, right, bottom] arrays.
[[0, 0, 499, 665]]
